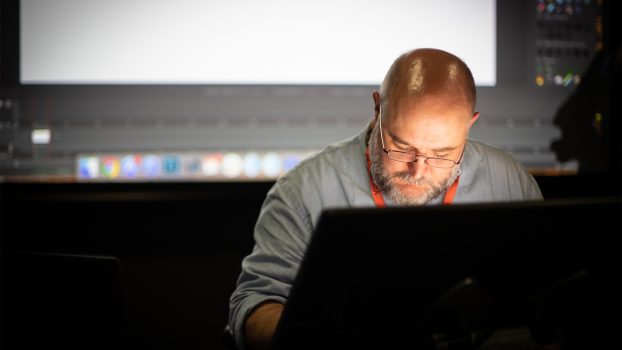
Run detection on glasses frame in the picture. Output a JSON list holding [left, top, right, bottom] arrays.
[[378, 107, 466, 169]]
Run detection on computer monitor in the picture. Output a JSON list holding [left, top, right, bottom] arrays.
[[272, 198, 621, 349], [1, 0, 618, 182]]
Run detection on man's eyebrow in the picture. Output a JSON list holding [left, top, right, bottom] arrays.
[[387, 130, 413, 148], [388, 130, 458, 153]]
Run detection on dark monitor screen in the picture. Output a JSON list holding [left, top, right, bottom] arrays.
[[273, 198, 622, 349]]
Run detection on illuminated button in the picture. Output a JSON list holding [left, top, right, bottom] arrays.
[[32, 128, 51, 144], [120, 155, 140, 178], [547, 3, 555, 13], [262, 152, 282, 178], [78, 156, 99, 179], [562, 73, 573, 86], [184, 155, 202, 176], [101, 156, 121, 179], [222, 153, 243, 178], [202, 154, 222, 177], [243, 153, 262, 178], [142, 154, 161, 178], [162, 155, 181, 176]]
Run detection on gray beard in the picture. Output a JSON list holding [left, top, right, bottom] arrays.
[[369, 124, 461, 205]]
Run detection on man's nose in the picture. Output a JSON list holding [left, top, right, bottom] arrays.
[[407, 157, 427, 179]]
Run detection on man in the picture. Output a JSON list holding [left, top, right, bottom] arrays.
[[229, 48, 542, 350]]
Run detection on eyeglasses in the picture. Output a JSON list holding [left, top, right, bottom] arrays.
[[378, 107, 466, 169]]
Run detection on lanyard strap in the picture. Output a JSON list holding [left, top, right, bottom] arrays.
[[365, 147, 459, 207], [442, 175, 460, 205], [366, 147, 386, 207]]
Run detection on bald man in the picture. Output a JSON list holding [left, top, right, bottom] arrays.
[[229, 48, 542, 350]]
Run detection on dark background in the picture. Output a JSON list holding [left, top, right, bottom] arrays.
[[1, 182, 272, 349], [1, 177, 621, 350]]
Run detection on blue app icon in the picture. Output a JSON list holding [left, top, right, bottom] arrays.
[[78, 157, 99, 179], [142, 155, 161, 178], [121, 155, 140, 178], [162, 155, 181, 176]]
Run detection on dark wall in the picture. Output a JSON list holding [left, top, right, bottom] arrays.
[[1, 177, 620, 349], [1, 182, 272, 350]]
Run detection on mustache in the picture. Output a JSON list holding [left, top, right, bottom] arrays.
[[388, 171, 434, 186]]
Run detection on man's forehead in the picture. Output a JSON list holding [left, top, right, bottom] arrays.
[[387, 93, 472, 122], [387, 128, 460, 152], [383, 97, 470, 147]]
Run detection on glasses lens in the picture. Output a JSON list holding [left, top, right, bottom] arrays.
[[426, 158, 455, 168], [386, 151, 456, 168]]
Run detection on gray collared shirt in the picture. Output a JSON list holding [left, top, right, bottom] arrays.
[[228, 126, 542, 349]]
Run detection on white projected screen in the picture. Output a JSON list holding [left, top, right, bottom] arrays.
[[21, 0, 496, 85]]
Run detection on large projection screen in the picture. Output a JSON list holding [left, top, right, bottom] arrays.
[[20, 0, 496, 86]]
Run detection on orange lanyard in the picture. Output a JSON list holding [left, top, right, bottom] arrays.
[[365, 147, 459, 207]]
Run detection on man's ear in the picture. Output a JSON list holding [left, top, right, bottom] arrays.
[[468, 112, 480, 129], [371, 91, 381, 128], [372, 91, 381, 112]]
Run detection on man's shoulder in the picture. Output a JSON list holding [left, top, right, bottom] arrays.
[[466, 139, 524, 168], [285, 132, 364, 179], [311, 133, 364, 161], [264, 130, 370, 221], [463, 139, 542, 199], [269, 130, 368, 201]]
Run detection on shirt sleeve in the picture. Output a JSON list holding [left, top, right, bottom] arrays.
[[228, 176, 313, 350]]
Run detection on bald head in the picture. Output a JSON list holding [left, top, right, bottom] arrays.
[[379, 48, 476, 114]]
